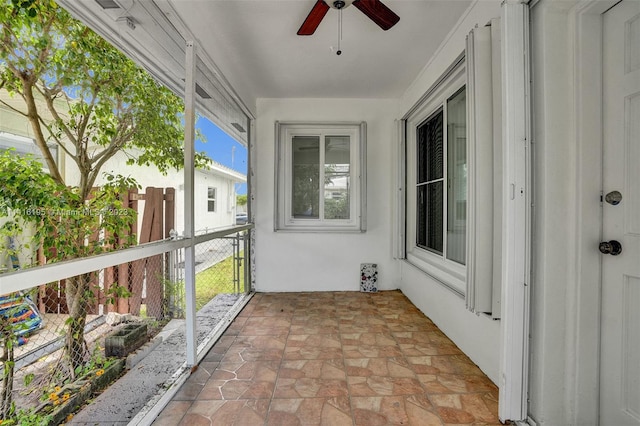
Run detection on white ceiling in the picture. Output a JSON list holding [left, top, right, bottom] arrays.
[[166, 0, 472, 100], [57, 0, 473, 129]]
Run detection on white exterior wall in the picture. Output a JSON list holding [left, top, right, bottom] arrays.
[[397, 0, 502, 384], [65, 150, 242, 237], [194, 171, 238, 233], [254, 98, 400, 292]]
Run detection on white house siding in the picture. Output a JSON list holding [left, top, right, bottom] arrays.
[[397, 0, 502, 385], [65, 149, 244, 237], [254, 98, 401, 293]]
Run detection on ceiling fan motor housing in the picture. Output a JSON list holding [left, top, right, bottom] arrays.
[[297, 0, 399, 36]]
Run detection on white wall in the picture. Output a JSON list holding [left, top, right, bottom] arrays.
[[255, 98, 400, 292], [528, 1, 603, 424], [397, 0, 502, 384], [194, 172, 237, 232], [66, 150, 241, 238]]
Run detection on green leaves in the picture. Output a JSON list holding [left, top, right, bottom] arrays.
[[0, 152, 138, 264], [1, 0, 202, 191]]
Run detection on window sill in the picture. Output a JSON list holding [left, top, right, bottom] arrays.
[[405, 250, 466, 296]]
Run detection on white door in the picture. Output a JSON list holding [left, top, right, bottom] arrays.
[[601, 1, 640, 425]]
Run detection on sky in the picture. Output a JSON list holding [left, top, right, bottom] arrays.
[[195, 116, 248, 195]]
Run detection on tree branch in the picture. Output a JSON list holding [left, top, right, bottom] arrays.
[[41, 86, 80, 160], [36, 115, 75, 159], [0, 97, 28, 117], [22, 83, 64, 184]]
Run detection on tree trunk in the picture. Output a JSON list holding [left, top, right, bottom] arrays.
[[0, 319, 15, 420], [64, 274, 90, 372]]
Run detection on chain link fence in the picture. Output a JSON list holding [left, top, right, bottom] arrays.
[[0, 228, 250, 420]]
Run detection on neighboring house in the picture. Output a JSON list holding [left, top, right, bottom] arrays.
[[0, 90, 68, 178], [40, 0, 640, 424], [0, 91, 69, 270], [85, 151, 246, 235], [0, 89, 246, 242]]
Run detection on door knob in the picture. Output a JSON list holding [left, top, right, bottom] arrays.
[[605, 190, 623, 205], [599, 240, 623, 255]]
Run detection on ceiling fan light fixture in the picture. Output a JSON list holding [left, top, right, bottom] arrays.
[[327, 0, 354, 9]]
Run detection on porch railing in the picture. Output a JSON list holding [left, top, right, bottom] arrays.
[[0, 224, 253, 416]]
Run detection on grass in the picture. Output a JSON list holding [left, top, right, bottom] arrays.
[[195, 253, 244, 310]]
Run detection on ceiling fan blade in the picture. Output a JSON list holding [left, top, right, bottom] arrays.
[[352, 0, 400, 31], [297, 0, 331, 36]]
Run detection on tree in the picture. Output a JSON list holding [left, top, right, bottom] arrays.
[[236, 194, 247, 207], [0, 0, 207, 373]]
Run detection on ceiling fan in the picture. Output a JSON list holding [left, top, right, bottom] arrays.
[[297, 0, 400, 36]]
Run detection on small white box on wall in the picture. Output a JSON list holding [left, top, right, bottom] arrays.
[[360, 263, 378, 292]]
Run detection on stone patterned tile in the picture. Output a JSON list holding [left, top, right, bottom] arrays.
[[340, 323, 391, 334], [351, 395, 442, 426], [155, 291, 500, 425], [394, 331, 463, 356], [284, 346, 344, 360], [287, 334, 342, 348], [337, 309, 382, 320], [274, 378, 349, 398], [233, 334, 288, 350], [291, 315, 339, 327], [211, 360, 280, 382], [179, 399, 269, 425], [240, 317, 291, 335], [279, 359, 346, 380], [406, 355, 461, 375], [250, 301, 296, 317], [348, 376, 425, 397], [418, 374, 498, 394], [195, 360, 279, 400], [293, 304, 337, 315], [267, 397, 352, 426], [338, 314, 389, 330], [447, 355, 487, 376], [221, 345, 284, 362], [341, 332, 398, 347], [290, 323, 340, 335], [430, 393, 500, 424], [172, 362, 220, 401], [152, 400, 191, 425], [198, 379, 275, 400], [237, 300, 259, 317], [344, 357, 417, 378], [343, 344, 404, 359], [406, 354, 487, 377], [284, 334, 342, 360]]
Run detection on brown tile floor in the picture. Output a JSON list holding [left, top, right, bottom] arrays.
[[152, 291, 501, 425]]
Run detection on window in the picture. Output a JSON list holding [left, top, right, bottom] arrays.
[[416, 87, 467, 263], [207, 187, 216, 212], [275, 122, 366, 232], [405, 60, 467, 293], [0, 132, 58, 174]]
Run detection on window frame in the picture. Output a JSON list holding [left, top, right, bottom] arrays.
[[274, 121, 367, 232], [405, 62, 467, 294], [207, 186, 217, 212], [0, 131, 59, 174]]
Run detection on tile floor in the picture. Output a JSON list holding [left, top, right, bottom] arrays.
[[152, 291, 502, 425]]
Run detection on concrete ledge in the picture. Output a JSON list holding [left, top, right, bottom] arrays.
[[127, 293, 253, 426], [126, 336, 163, 370]]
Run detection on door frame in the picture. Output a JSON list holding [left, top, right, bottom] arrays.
[[568, 0, 618, 423]]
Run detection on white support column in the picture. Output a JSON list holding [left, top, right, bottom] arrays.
[[499, 0, 531, 422], [184, 40, 197, 367]]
